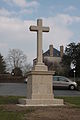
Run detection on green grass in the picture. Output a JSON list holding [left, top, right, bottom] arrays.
[[0, 110, 24, 120], [0, 96, 20, 104], [0, 96, 34, 120], [0, 96, 80, 106], [0, 96, 80, 119], [56, 96, 80, 107]]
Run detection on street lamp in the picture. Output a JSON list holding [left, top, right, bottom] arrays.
[[11, 72, 14, 76], [73, 69, 76, 82], [70, 60, 76, 81]]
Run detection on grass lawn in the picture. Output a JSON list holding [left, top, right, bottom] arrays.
[[0, 96, 80, 120], [0, 110, 24, 120], [55, 96, 80, 107], [0, 96, 34, 120]]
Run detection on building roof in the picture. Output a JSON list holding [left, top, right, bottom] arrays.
[[43, 48, 60, 57]]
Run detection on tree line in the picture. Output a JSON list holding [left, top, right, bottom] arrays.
[[0, 42, 80, 77], [62, 42, 80, 77], [44, 42, 80, 77], [0, 49, 32, 76]]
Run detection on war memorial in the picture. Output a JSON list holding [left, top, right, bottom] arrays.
[[19, 19, 63, 106]]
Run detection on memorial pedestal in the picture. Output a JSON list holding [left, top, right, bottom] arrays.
[[19, 19, 63, 106], [19, 70, 63, 106]]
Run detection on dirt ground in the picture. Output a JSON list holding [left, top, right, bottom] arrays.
[[1, 104, 80, 120], [25, 106, 80, 120]]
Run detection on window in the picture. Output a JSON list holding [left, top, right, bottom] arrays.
[[59, 77, 69, 82], [53, 77, 59, 81]]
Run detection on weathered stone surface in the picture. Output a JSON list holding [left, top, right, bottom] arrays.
[[26, 71, 54, 99], [19, 99, 63, 106], [19, 19, 63, 106], [30, 19, 49, 67], [19, 70, 63, 106]]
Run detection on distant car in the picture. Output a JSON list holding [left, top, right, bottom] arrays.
[[53, 76, 77, 90]]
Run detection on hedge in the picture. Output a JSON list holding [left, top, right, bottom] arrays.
[[0, 74, 26, 83]]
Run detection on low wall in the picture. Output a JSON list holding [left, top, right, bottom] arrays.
[[0, 74, 26, 83]]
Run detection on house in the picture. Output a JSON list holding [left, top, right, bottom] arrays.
[[33, 44, 64, 66], [43, 45, 64, 64]]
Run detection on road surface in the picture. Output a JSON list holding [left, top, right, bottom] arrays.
[[0, 83, 80, 97]]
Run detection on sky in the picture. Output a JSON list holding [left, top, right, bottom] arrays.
[[0, 0, 80, 64]]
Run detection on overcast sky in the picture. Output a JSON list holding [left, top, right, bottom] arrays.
[[0, 0, 80, 63]]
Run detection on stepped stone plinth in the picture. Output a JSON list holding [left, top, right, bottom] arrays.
[[19, 19, 63, 106]]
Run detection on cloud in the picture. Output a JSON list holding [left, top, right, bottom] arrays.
[[42, 16, 73, 50], [73, 16, 80, 22], [0, 16, 36, 62], [65, 5, 77, 12], [4, 0, 27, 7], [53, 14, 73, 25], [2, 0, 39, 18], [0, 13, 80, 62], [19, 9, 33, 14], [0, 8, 18, 17], [26, 1, 39, 8], [0, 8, 11, 17], [0, 43, 8, 56], [0, 7, 35, 18], [12, 0, 27, 8], [4, 0, 39, 8], [0, 43, 8, 48], [52, 14, 80, 26]]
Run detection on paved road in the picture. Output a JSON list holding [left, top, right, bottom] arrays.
[[0, 83, 80, 97]]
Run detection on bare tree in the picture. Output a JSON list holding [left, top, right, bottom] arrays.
[[22, 63, 32, 76], [6, 49, 32, 75]]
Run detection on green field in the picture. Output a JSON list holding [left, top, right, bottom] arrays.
[[0, 96, 80, 120], [56, 96, 80, 107]]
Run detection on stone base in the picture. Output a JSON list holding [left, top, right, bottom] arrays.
[[19, 98, 64, 106], [26, 71, 55, 99], [19, 70, 64, 106], [32, 63, 48, 71]]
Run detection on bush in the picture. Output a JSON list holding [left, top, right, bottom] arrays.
[[0, 74, 25, 83], [76, 81, 80, 86], [12, 67, 23, 76]]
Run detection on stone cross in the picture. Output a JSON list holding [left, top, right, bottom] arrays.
[[29, 19, 49, 64]]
